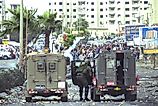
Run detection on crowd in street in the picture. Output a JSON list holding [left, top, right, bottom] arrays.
[[70, 41, 141, 61]]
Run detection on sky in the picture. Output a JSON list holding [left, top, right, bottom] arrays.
[[5, 0, 50, 15]]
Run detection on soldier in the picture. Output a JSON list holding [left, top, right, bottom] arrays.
[[76, 59, 92, 101]]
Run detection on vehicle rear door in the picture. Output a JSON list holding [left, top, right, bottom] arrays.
[[105, 52, 116, 86], [124, 51, 136, 86]]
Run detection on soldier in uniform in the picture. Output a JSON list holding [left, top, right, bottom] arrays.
[[76, 59, 92, 101]]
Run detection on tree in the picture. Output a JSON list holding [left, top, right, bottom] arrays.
[[0, 7, 40, 54], [37, 11, 62, 50], [73, 18, 89, 36]]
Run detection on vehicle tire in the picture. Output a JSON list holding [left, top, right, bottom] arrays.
[[91, 88, 100, 102], [26, 97, 32, 102], [125, 92, 137, 101], [61, 96, 68, 102], [3, 56, 8, 60]]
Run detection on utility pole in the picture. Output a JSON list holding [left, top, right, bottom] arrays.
[[19, 0, 24, 72], [25, 9, 28, 55]]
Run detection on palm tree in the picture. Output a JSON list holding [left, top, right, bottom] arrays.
[[0, 7, 40, 54], [37, 11, 62, 50], [73, 18, 89, 36]]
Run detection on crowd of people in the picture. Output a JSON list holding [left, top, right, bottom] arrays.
[[70, 41, 141, 61]]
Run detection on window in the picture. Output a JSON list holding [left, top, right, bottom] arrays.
[[117, 1, 120, 4], [144, 8, 147, 10], [73, 3, 76, 5], [54, 2, 56, 5], [125, 8, 129, 11], [125, 21, 130, 24], [67, 22, 70, 25], [144, 1, 148, 4], [59, 15, 62, 18], [59, 9, 62, 12], [91, 8, 94, 11], [118, 14, 121, 17], [73, 9, 76, 12], [100, 15, 103, 18], [67, 3, 69, 5], [125, 2, 129, 4], [54, 9, 56, 11], [100, 2, 103, 5], [67, 9, 69, 12], [73, 15, 76, 18], [91, 2, 94, 5], [59, 2, 62, 5], [67, 15, 69, 18], [125, 14, 130, 17], [91, 15, 94, 18], [49, 63, 56, 70], [100, 9, 103, 11], [49, 3, 51, 5], [107, 59, 115, 69], [118, 8, 121, 10], [37, 62, 44, 71]]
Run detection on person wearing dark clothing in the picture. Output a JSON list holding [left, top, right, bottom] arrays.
[[76, 60, 92, 101]]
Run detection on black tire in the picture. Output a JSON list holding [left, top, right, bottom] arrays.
[[3, 56, 8, 60], [61, 96, 68, 102], [91, 88, 100, 102], [125, 92, 137, 101], [26, 97, 32, 102]]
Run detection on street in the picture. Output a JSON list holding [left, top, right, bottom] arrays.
[[0, 60, 158, 106], [0, 59, 18, 69]]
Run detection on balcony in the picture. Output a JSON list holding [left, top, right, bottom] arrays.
[[109, 7, 115, 10], [109, 10, 115, 15], [132, 4, 139, 8], [109, 1, 115, 5]]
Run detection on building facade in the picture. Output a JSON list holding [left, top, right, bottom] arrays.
[[48, 0, 150, 36], [151, 0, 158, 25], [0, 0, 152, 36]]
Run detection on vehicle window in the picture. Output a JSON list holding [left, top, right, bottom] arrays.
[[37, 62, 45, 71], [49, 63, 56, 70], [107, 59, 115, 69]]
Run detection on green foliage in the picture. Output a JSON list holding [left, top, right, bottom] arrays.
[[0, 7, 40, 42], [63, 34, 76, 49], [37, 11, 62, 48], [73, 18, 89, 36]]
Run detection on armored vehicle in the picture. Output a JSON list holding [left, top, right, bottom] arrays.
[[25, 52, 68, 102], [91, 50, 137, 101]]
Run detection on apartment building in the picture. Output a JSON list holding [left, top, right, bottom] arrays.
[[0, 0, 151, 35], [48, 0, 150, 35], [151, 0, 158, 25]]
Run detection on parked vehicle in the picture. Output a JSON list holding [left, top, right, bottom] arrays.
[[91, 50, 137, 101], [25, 52, 69, 102], [0, 48, 15, 59]]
